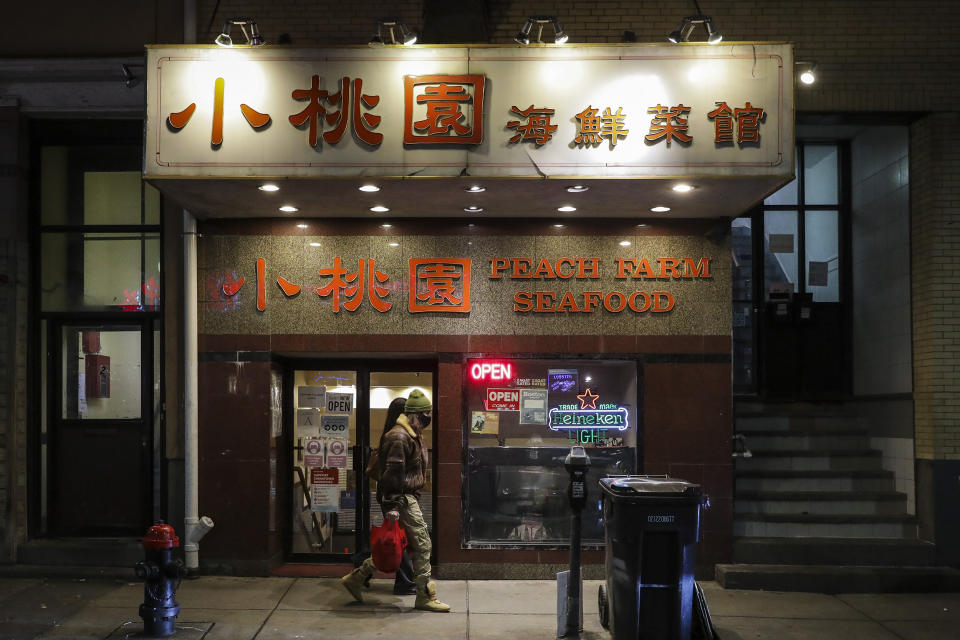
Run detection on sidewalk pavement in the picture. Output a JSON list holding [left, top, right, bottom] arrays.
[[0, 575, 957, 640]]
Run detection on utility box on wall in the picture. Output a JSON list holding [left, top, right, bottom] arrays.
[[85, 354, 110, 398]]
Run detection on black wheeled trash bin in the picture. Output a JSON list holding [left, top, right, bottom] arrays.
[[598, 475, 706, 640]]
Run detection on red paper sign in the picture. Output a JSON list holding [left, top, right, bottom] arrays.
[[485, 388, 520, 411], [311, 468, 338, 485]]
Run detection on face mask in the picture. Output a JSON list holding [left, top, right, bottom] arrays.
[[419, 414, 432, 429]]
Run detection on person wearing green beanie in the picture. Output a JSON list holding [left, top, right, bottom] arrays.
[[341, 389, 450, 612]]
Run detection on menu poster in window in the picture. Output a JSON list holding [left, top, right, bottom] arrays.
[[297, 408, 320, 434], [326, 438, 348, 468], [321, 414, 349, 436], [547, 369, 580, 407], [303, 438, 324, 467], [519, 388, 548, 425], [326, 392, 353, 413], [310, 468, 339, 512], [470, 410, 500, 434], [808, 261, 829, 287], [298, 385, 325, 408]]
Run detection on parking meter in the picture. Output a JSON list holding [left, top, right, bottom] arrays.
[[565, 445, 591, 512], [558, 445, 591, 637]]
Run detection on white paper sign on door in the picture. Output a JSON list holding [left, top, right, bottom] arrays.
[[298, 385, 326, 408], [321, 414, 349, 436], [303, 438, 324, 467], [326, 438, 348, 468], [297, 408, 320, 434]]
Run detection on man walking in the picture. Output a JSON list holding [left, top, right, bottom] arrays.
[[341, 390, 450, 612]]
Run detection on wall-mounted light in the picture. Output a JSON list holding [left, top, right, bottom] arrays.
[[515, 16, 569, 45], [796, 61, 818, 85], [667, 1, 721, 44], [369, 19, 417, 46], [215, 18, 264, 47]]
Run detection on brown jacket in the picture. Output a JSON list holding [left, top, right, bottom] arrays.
[[376, 413, 428, 511]]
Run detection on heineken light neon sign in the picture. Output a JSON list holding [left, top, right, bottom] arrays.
[[547, 388, 629, 431]]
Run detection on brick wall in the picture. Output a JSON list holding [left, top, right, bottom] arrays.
[[194, 0, 960, 112], [911, 112, 960, 462], [0, 101, 28, 560]]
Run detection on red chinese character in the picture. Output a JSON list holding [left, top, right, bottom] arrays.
[[403, 75, 485, 145], [600, 107, 629, 147], [323, 77, 383, 146], [706, 102, 734, 143], [167, 77, 270, 146], [734, 102, 765, 144], [289, 75, 329, 148], [317, 257, 391, 312], [409, 259, 471, 313], [574, 106, 602, 145], [645, 104, 693, 146], [507, 105, 558, 146]]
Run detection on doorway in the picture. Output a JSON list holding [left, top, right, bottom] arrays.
[[45, 321, 156, 535], [286, 360, 435, 562]]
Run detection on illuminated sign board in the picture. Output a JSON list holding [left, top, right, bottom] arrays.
[[469, 361, 513, 382], [548, 407, 629, 431]]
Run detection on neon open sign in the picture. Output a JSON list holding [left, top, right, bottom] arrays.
[[469, 361, 513, 382]]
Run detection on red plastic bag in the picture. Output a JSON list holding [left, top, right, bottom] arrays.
[[370, 519, 407, 573]]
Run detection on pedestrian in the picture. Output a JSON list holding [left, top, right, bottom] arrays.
[[363, 396, 417, 595], [341, 389, 450, 612]]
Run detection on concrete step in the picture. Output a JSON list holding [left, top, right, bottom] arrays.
[[735, 491, 908, 516], [715, 563, 960, 593], [736, 449, 883, 472], [735, 470, 896, 492], [736, 430, 869, 451], [734, 514, 917, 538], [732, 536, 937, 566], [17, 537, 143, 568], [736, 414, 860, 432]]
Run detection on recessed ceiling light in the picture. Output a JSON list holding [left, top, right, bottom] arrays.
[[388, 242, 399, 247], [619, 240, 632, 247], [566, 185, 590, 193], [464, 205, 484, 213], [259, 183, 279, 192], [359, 184, 381, 192], [465, 185, 486, 193], [553, 224, 565, 228], [309, 242, 321, 247], [651, 206, 671, 212], [370, 205, 389, 213], [637, 223, 648, 227], [279, 205, 298, 212], [296, 223, 308, 229], [557, 205, 577, 212], [672, 184, 695, 193], [467, 223, 476, 227], [380, 223, 392, 229]]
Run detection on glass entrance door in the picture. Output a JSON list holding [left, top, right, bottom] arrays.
[[288, 363, 435, 561]]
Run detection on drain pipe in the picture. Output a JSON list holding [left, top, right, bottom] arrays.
[[183, 211, 214, 572]]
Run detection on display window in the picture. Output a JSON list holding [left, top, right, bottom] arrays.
[[463, 358, 638, 547]]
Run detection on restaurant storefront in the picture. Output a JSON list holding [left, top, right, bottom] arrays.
[[145, 42, 793, 576]]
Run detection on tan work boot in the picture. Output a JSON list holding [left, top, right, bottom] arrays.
[[341, 558, 375, 602], [414, 576, 451, 612]]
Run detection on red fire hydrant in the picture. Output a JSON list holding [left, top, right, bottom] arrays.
[[134, 522, 186, 638]]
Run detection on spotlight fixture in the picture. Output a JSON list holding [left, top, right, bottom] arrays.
[[557, 205, 577, 212], [258, 183, 279, 192], [553, 224, 565, 228], [651, 206, 672, 212], [465, 185, 486, 193], [388, 242, 400, 247], [279, 205, 298, 212], [464, 206, 484, 213], [370, 205, 389, 213], [796, 61, 817, 85], [368, 19, 417, 47], [619, 240, 632, 247], [215, 18, 264, 47], [667, 1, 721, 44], [296, 223, 308, 229], [359, 184, 381, 192], [672, 184, 695, 193], [309, 242, 322, 247], [566, 184, 590, 193], [515, 16, 569, 45], [380, 223, 393, 229]]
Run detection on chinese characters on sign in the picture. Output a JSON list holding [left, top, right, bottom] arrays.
[[403, 75, 485, 145], [409, 259, 472, 313], [166, 72, 766, 151]]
